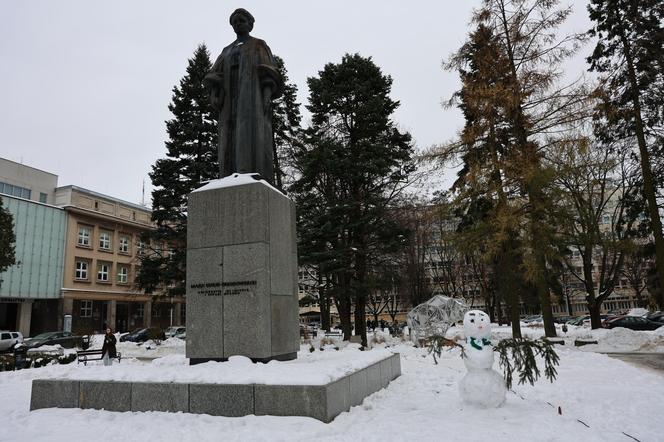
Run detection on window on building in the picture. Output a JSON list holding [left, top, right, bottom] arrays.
[[97, 262, 111, 282], [77, 226, 91, 247], [75, 260, 89, 280], [117, 266, 129, 284], [602, 214, 611, 224], [152, 306, 161, 317], [99, 231, 112, 250], [39, 192, 48, 203], [137, 240, 146, 256], [80, 300, 93, 317], [119, 235, 130, 253], [0, 181, 31, 199], [136, 303, 144, 318]]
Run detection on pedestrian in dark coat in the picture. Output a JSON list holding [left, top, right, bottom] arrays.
[[101, 328, 117, 366]]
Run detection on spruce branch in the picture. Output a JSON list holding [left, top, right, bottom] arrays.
[[427, 335, 464, 365], [494, 338, 560, 389]]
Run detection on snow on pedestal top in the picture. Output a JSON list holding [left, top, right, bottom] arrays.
[[32, 346, 394, 386], [192, 173, 281, 193]]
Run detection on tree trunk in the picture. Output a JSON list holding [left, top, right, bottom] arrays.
[[354, 293, 367, 347], [354, 251, 368, 347], [535, 250, 557, 337], [497, 239, 522, 338], [319, 272, 331, 331], [620, 30, 664, 310], [336, 273, 353, 340], [588, 301, 602, 330], [337, 296, 352, 340]]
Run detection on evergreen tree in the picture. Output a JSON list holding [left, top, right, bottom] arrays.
[[442, 23, 527, 338], [272, 56, 302, 190], [136, 44, 218, 296], [0, 197, 16, 277], [436, 0, 591, 337], [587, 0, 664, 308], [292, 54, 415, 346]]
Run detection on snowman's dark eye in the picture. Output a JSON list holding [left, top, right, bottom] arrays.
[[470, 319, 475, 323]]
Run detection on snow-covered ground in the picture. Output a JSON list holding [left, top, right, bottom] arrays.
[[489, 323, 664, 352], [1, 328, 662, 442]]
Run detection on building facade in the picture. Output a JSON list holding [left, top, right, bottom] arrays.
[[0, 194, 66, 336], [0, 157, 182, 336], [0, 157, 58, 204], [56, 185, 183, 334]]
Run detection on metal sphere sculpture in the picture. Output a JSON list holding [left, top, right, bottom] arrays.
[[406, 295, 468, 345]]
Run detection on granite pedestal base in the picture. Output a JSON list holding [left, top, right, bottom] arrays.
[[186, 175, 299, 363], [30, 353, 401, 423]]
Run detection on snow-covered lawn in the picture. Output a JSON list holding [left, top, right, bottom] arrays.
[[1, 330, 662, 441]]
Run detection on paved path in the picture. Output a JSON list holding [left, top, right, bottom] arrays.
[[606, 352, 664, 373]]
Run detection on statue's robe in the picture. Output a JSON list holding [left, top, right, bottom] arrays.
[[205, 37, 283, 184]]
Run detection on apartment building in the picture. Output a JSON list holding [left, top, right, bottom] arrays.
[[56, 185, 183, 334]]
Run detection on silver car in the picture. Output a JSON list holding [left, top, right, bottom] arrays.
[[164, 326, 185, 338], [0, 331, 24, 352]]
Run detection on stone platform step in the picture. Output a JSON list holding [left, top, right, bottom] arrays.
[[30, 353, 400, 423]]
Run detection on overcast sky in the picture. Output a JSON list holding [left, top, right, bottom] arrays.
[[0, 1, 592, 205]]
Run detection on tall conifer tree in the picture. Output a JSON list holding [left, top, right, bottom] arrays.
[[437, 0, 590, 337], [137, 44, 218, 296], [293, 54, 414, 346], [272, 56, 302, 190]]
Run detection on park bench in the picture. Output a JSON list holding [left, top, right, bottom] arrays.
[[76, 349, 122, 366], [324, 330, 343, 339]]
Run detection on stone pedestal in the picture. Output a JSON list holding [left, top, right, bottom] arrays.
[[30, 353, 402, 423], [185, 174, 299, 363]]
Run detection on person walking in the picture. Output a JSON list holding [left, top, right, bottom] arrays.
[[101, 328, 117, 366]]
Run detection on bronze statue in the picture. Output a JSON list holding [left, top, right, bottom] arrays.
[[204, 8, 283, 184]]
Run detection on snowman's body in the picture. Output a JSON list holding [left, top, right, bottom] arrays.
[[459, 310, 507, 408]]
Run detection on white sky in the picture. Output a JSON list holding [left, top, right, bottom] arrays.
[[0, 1, 592, 205]]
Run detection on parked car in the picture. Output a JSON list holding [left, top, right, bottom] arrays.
[[22, 331, 81, 349], [566, 316, 588, 326], [603, 316, 664, 331], [553, 316, 573, 324], [646, 312, 664, 324], [523, 315, 543, 323], [0, 331, 23, 352], [174, 330, 186, 340], [119, 327, 166, 343], [164, 326, 185, 338]]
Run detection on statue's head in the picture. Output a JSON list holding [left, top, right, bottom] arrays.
[[230, 8, 254, 35]]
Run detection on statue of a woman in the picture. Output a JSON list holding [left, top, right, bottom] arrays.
[[204, 9, 283, 184]]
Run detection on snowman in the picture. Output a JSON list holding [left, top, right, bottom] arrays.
[[458, 310, 506, 408]]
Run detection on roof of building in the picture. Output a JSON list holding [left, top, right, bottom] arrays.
[[55, 185, 151, 212], [0, 157, 58, 178]]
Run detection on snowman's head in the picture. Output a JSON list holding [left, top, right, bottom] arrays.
[[463, 310, 491, 340]]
